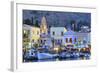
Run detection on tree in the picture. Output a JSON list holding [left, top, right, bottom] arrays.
[[34, 20, 40, 27], [23, 19, 31, 25]]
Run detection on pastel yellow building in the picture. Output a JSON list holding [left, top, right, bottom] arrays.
[[31, 27, 40, 43], [23, 24, 40, 44]]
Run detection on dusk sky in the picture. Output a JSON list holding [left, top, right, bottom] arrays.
[[23, 10, 91, 29]]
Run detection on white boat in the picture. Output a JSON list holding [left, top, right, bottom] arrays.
[[37, 52, 57, 60]]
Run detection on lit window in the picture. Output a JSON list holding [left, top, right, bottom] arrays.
[[23, 30, 26, 34]]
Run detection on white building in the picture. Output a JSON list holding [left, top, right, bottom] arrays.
[[63, 29, 90, 48], [40, 33, 52, 47], [50, 27, 67, 45]]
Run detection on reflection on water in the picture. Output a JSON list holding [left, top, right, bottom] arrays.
[[24, 56, 90, 62]]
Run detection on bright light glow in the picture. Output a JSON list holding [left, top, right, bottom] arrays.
[[54, 47, 59, 51], [23, 30, 26, 34]]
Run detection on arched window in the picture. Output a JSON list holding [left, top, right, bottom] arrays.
[[69, 38, 72, 43], [66, 38, 68, 43]]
